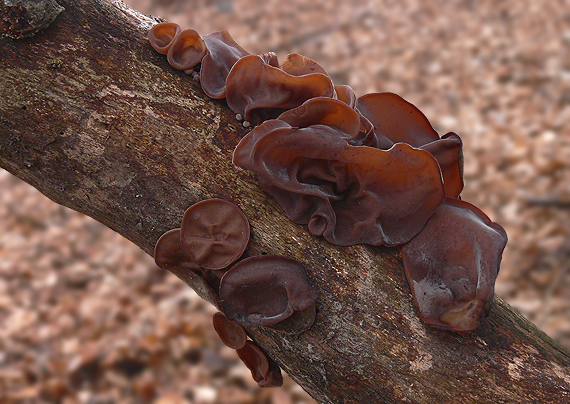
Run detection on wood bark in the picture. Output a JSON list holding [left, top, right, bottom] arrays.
[[1, 0, 570, 402]]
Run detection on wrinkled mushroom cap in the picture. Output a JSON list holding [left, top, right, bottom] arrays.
[[219, 255, 318, 333], [148, 22, 181, 55], [180, 199, 250, 270], [402, 198, 507, 332]]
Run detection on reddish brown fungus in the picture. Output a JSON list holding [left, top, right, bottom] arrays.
[[356, 92, 464, 197], [226, 55, 335, 123], [280, 53, 328, 76], [219, 255, 318, 334], [180, 199, 250, 270], [233, 115, 446, 246], [154, 228, 201, 271], [401, 198, 507, 332], [148, 22, 181, 55], [213, 312, 247, 350], [236, 341, 283, 388], [200, 30, 250, 99], [166, 28, 207, 70], [334, 84, 357, 108], [260, 51, 279, 67]]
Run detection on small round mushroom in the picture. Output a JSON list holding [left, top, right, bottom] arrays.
[[219, 255, 318, 333], [236, 341, 283, 388], [180, 199, 250, 270], [212, 312, 247, 349], [148, 22, 181, 55], [166, 28, 207, 71], [154, 228, 201, 271], [401, 197, 508, 332]]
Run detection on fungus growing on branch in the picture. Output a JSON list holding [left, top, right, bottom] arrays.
[[213, 311, 247, 349], [401, 198, 508, 332], [166, 28, 207, 71], [148, 22, 181, 55], [180, 199, 250, 270], [219, 255, 318, 334], [225, 55, 335, 124], [236, 341, 284, 388]]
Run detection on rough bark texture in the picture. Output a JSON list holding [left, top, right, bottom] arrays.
[[1, 0, 570, 402]]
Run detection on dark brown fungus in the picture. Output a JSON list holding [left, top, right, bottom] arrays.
[[154, 228, 201, 271], [154, 228, 220, 303], [166, 28, 207, 70], [401, 198, 508, 332], [280, 53, 328, 76], [148, 22, 181, 55], [219, 255, 318, 333], [212, 312, 247, 349], [233, 115, 446, 246], [356, 92, 464, 197], [180, 199, 250, 270], [200, 30, 250, 99], [236, 341, 283, 387], [226, 55, 335, 123]]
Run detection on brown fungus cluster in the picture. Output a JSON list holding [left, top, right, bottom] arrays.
[[154, 198, 318, 387], [149, 22, 507, 335]]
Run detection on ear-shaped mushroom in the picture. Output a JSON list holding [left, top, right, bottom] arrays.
[[166, 28, 207, 71], [219, 255, 318, 333], [154, 228, 201, 271], [280, 53, 328, 76], [236, 341, 283, 387], [233, 118, 446, 247], [401, 198, 508, 332], [226, 55, 335, 123], [356, 92, 464, 197], [356, 92, 440, 147], [148, 22, 181, 55], [154, 228, 219, 304], [199, 30, 250, 99], [180, 199, 250, 270], [213, 312, 247, 349], [259, 51, 279, 67]]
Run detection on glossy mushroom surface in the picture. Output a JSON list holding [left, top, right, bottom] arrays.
[[280, 53, 328, 76], [148, 22, 181, 55], [213, 312, 247, 349], [154, 228, 201, 271], [401, 197, 508, 332], [180, 199, 250, 270], [166, 28, 207, 70], [233, 116, 446, 247], [219, 255, 318, 333], [356, 92, 464, 197], [200, 30, 250, 99], [236, 341, 283, 388], [226, 55, 335, 123]]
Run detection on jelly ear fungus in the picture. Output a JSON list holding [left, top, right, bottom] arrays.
[[401, 198, 507, 332], [180, 199, 250, 271], [219, 255, 318, 334], [148, 22, 181, 55]]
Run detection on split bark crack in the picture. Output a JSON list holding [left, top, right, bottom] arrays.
[[1, 0, 569, 403]]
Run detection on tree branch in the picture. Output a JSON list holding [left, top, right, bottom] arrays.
[[1, 0, 569, 402]]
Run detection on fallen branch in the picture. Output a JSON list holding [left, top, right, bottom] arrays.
[[1, 0, 569, 402]]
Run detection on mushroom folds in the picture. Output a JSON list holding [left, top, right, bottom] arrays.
[[219, 255, 318, 334], [233, 98, 446, 247], [402, 198, 508, 332], [226, 55, 335, 124]]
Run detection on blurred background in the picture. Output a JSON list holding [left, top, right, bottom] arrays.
[[1, 0, 570, 402]]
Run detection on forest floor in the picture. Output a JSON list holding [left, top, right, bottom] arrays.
[[1, 0, 570, 403]]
